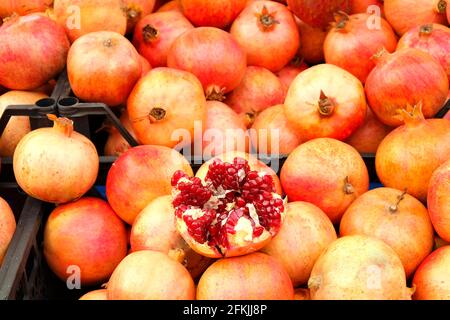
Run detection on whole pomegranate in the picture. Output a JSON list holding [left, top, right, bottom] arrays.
[[230, 0, 300, 72], [122, 0, 156, 33], [349, 0, 384, 14], [428, 160, 450, 242], [44, 197, 128, 286], [375, 104, 450, 202], [79, 289, 108, 300], [106, 145, 193, 224], [130, 195, 213, 279], [107, 250, 196, 300], [178, 0, 247, 28], [287, 0, 349, 28], [296, 18, 326, 65], [0, 91, 47, 157], [340, 188, 434, 278], [132, 11, 194, 68], [366, 48, 448, 126], [0, 0, 52, 18], [127, 68, 206, 148], [67, 31, 141, 107], [226, 66, 285, 127], [104, 110, 138, 157], [13, 115, 99, 204], [261, 201, 337, 287], [324, 12, 398, 83], [167, 27, 247, 100], [53, 0, 127, 42], [0, 14, 69, 90], [284, 64, 367, 141], [281, 138, 369, 224], [276, 58, 308, 96], [197, 252, 294, 300], [0, 197, 16, 266], [413, 246, 450, 300]]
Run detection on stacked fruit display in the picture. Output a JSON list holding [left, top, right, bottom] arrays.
[[0, 0, 449, 300]]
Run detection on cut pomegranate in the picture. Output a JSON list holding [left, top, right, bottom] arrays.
[[171, 157, 285, 258]]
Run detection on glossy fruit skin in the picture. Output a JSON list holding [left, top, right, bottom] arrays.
[[280, 138, 369, 224], [0, 91, 47, 157], [127, 67, 206, 148], [53, 0, 127, 42], [287, 0, 349, 28], [179, 0, 247, 28], [428, 160, 450, 242], [296, 18, 326, 65], [340, 187, 434, 278], [67, 31, 141, 107], [0, 197, 16, 266], [397, 23, 450, 82], [106, 145, 194, 225], [123, 0, 156, 34], [384, 0, 448, 36], [43, 198, 128, 286], [349, 0, 384, 15], [324, 13, 398, 83], [308, 235, 413, 300], [79, 289, 108, 300], [276, 61, 308, 96], [261, 201, 337, 287], [107, 250, 196, 300], [284, 64, 367, 141], [0, 0, 53, 18], [197, 252, 294, 300], [0, 14, 70, 90], [230, 1, 300, 72], [133, 11, 194, 68], [157, 0, 181, 12], [167, 27, 247, 96], [104, 110, 138, 157], [365, 49, 449, 127]]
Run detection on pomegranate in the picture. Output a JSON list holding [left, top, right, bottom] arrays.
[[261, 201, 337, 286], [366, 48, 448, 127], [448, 2, 450, 23], [230, 1, 299, 72], [284, 64, 367, 141], [340, 188, 434, 278], [0, 14, 69, 90], [294, 288, 310, 300], [53, 0, 127, 42], [44, 197, 128, 285], [296, 19, 326, 65], [106, 145, 193, 224], [397, 24, 450, 82], [309, 235, 413, 299], [13, 115, 98, 204], [428, 160, 450, 242], [375, 104, 450, 202], [167, 27, 247, 99], [127, 68, 206, 148], [107, 250, 196, 300], [131, 195, 213, 279], [0, 197, 16, 266], [67, 31, 141, 107], [225, 66, 285, 127], [412, 246, 450, 300], [324, 12, 398, 83], [280, 138, 369, 224], [200, 101, 249, 159], [384, 0, 447, 36], [349, 0, 384, 14], [179, 0, 247, 28], [104, 110, 138, 157], [276, 58, 308, 96], [0, 0, 52, 18], [287, 0, 349, 28], [197, 252, 294, 299], [0, 91, 47, 157], [250, 104, 302, 156], [345, 107, 393, 154], [79, 289, 108, 300], [157, 0, 181, 12], [122, 0, 156, 33], [132, 11, 194, 68], [171, 157, 285, 258]]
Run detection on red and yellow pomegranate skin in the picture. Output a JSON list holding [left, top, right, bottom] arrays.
[[287, 0, 349, 28], [122, 0, 156, 34], [428, 160, 450, 242], [0, 197, 16, 266], [0, 0, 53, 18], [295, 18, 326, 65], [79, 289, 108, 300]]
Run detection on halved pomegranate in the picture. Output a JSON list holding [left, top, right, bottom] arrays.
[[171, 157, 285, 258]]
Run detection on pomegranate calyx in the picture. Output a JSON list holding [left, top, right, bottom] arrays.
[[419, 24, 434, 36], [389, 189, 407, 213], [371, 47, 389, 65], [437, 0, 447, 13], [333, 11, 350, 31], [318, 90, 335, 116], [149, 107, 166, 122], [143, 24, 159, 42], [47, 114, 74, 137], [256, 6, 280, 31], [343, 176, 355, 195], [398, 102, 426, 125], [205, 86, 226, 101]]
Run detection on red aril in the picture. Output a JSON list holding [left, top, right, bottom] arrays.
[[44, 197, 128, 285], [230, 1, 300, 72], [428, 160, 450, 242], [132, 11, 194, 68], [324, 12, 398, 83], [106, 145, 193, 224], [104, 110, 138, 157], [197, 252, 294, 299], [366, 48, 448, 127], [122, 0, 156, 34], [0, 14, 69, 90], [127, 68, 206, 148], [0, 197, 15, 266], [284, 64, 367, 141], [167, 27, 246, 100], [0, 0, 52, 18], [276, 57, 308, 95], [79, 289, 108, 300], [287, 0, 349, 28], [296, 19, 326, 65], [280, 138, 369, 224]]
